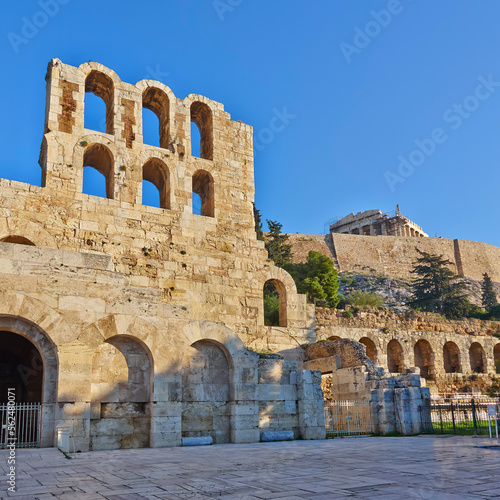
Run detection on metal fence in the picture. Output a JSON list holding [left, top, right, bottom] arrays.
[[325, 400, 373, 437], [420, 398, 500, 436], [0, 403, 41, 449]]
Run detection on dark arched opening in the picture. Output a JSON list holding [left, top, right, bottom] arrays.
[[387, 339, 404, 373], [0, 331, 43, 403]]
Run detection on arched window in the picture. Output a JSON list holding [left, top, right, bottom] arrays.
[[469, 342, 486, 374], [190, 102, 213, 160], [359, 337, 377, 363], [443, 341, 461, 373], [264, 279, 287, 327], [192, 169, 214, 217], [142, 159, 170, 209], [142, 87, 170, 149], [0, 236, 35, 246], [83, 144, 114, 199], [387, 339, 404, 373], [85, 71, 114, 134], [414, 339, 435, 381]]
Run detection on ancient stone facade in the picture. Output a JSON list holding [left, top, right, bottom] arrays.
[[0, 59, 325, 451], [330, 208, 427, 237], [315, 308, 500, 392]]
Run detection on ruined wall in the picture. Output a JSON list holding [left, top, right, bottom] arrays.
[[0, 59, 321, 451], [287, 233, 500, 282], [303, 340, 431, 435], [315, 308, 500, 391]]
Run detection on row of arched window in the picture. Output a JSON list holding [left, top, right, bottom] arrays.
[[325, 336, 500, 380], [84, 70, 214, 159], [81, 143, 214, 216]]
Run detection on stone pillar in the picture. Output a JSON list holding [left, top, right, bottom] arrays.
[[150, 401, 182, 447], [370, 224, 375, 236], [296, 370, 326, 440], [229, 401, 259, 444]]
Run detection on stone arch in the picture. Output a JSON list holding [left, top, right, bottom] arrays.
[[141, 85, 171, 149], [469, 342, 487, 374], [90, 334, 153, 451], [494, 344, 500, 374], [83, 70, 115, 134], [0, 235, 35, 245], [359, 337, 377, 363], [258, 266, 298, 329], [189, 100, 214, 160], [387, 339, 404, 373], [0, 218, 57, 248], [264, 279, 287, 327], [82, 143, 115, 199], [79, 62, 121, 134], [443, 341, 461, 373], [414, 339, 435, 381], [0, 313, 59, 447], [181, 338, 231, 444], [142, 158, 171, 209], [192, 169, 214, 217]]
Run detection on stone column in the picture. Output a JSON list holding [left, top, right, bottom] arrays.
[[296, 370, 326, 440]]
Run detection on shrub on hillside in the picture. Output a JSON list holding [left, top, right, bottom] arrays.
[[346, 290, 383, 309]]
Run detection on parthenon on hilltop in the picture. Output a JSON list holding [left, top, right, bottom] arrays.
[[330, 206, 428, 237]]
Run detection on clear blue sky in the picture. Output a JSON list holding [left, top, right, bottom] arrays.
[[1, 0, 498, 245]]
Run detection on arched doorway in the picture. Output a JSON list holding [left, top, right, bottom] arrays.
[[182, 340, 232, 444], [0, 331, 43, 402], [387, 339, 404, 373], [0, 318, 58, 448], [469, 343, 486, 374], [90, 336, 153, 451], [495, 344, 500, 374], [443, 342, 461, 373], [359, 337, 377, 363], [414, 339, 435, 381]]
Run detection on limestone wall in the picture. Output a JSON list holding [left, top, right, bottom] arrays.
[[315, 308, 500, 391], [0, 59, 321, 451], [287, 233, 500, 282], [303, 339, 431, 435]]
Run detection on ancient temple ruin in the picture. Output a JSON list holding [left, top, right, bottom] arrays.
[[330, 207, 427, 237]]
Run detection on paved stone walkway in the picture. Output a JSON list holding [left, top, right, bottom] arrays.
[[1, 436, 499, 499]]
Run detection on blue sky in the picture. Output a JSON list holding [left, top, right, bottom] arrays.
[[0, 0, 498, 246]]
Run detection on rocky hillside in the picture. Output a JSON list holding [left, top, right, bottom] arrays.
[[338, 271, 500, 313]]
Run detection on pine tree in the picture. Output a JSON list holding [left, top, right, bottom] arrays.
[[253, 203, 264, 241], [408, 249, 470, 319], [481, 272, 498, 312], [265, 220, 292, 268], [285, 251, 340, 307]]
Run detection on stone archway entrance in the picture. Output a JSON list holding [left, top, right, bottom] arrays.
[[181, 340, 232, 444], [0, 331, 43, 403], [0, 320, 58, 448]]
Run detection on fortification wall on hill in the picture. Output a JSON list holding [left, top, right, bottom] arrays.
[[287, 233, 500, 282]]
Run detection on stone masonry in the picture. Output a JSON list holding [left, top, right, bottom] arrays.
[[0, 59, 325, 451]]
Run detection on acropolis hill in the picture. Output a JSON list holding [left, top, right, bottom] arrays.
[[285, 231, 500, 282]]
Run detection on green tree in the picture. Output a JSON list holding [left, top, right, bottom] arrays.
[[285, 251, 340, 307], [265, 220, 292, 268], [253, 203, 264, 241], [481, 272, 498, 312], [408, 249, 470, 319]]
